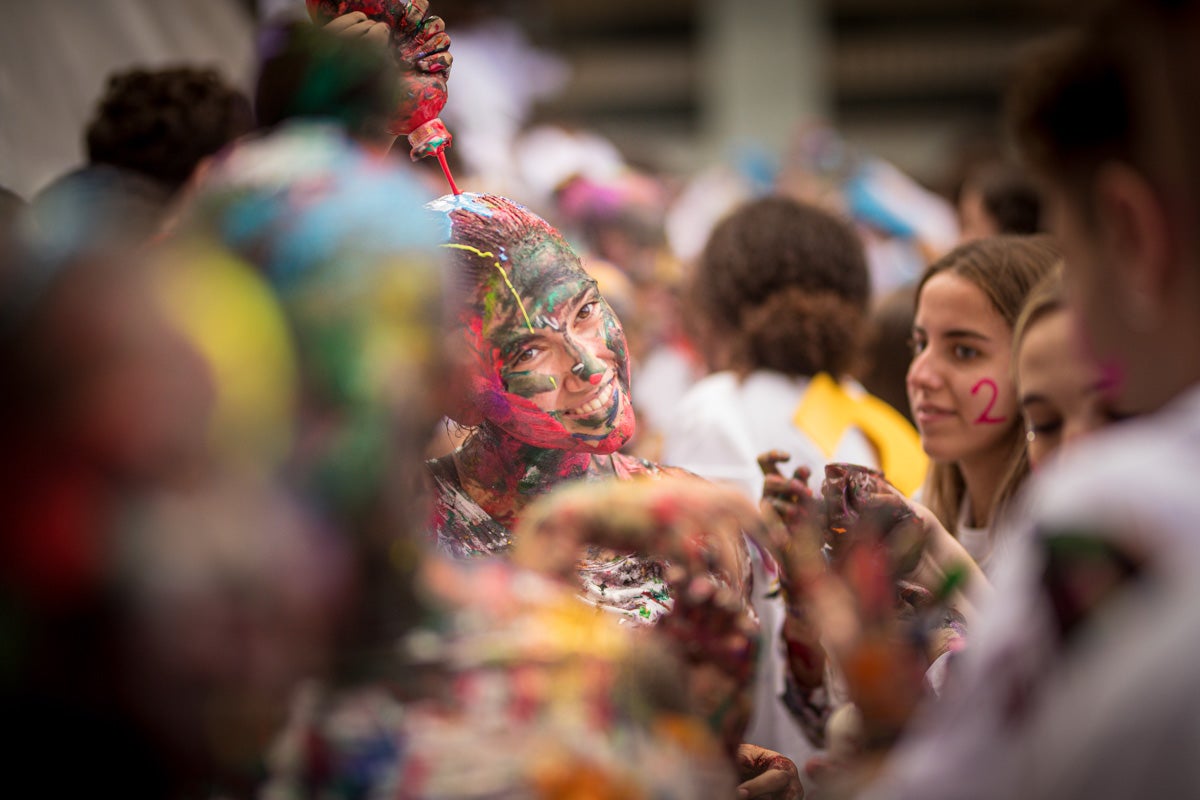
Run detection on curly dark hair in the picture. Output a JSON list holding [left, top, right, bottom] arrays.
[[85, 66, 253, 192], [690, 195, 871, 377]]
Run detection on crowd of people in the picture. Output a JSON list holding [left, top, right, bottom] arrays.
[[3, 0, 1200, 797]]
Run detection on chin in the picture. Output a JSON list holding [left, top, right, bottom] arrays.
[[570, 401, 636, 454]]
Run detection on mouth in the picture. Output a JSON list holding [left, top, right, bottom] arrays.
[[561, 377, 616, 419], [914, 403, 954, 423]]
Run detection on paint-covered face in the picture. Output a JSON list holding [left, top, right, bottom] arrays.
[[448, 214, 635, 453], [1016, 307, 1112, 470], [907, 272, 1018, 466]]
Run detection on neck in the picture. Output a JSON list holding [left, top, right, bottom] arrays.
[[957, 440, 1013, 529], [454, 422, 607, 528]]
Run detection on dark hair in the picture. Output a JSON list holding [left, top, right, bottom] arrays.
[[690, 195, 870, 377], [860, 282, 918, 425], [86, 66, 253, 192], [963, 161, 1043, 235], [1007, 2, 1200, 229], [255, 20, 399, 144]]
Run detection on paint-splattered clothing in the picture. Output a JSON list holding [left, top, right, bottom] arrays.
[[864, 384, 1200, 800], [263, 561, 735, 799], [426, 454, 676, 625]]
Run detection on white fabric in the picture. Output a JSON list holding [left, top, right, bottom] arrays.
[[662, 369, 881, 775], [633, 343, 704, 442], [0, 0, 256, 199], [662, 370, 881, 503], [864, 382, 1200, 799], [955, 498, 993, 573]]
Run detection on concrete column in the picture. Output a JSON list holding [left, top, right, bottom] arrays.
[[697, 0, 831, 161]]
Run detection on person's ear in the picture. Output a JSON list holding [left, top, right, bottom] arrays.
[[1093, 162, 1176, 321]]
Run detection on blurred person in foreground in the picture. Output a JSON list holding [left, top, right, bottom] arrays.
[[839, 2, 1200, 797]]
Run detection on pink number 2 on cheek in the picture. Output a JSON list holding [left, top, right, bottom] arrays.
[[971, 378, 1008, 424]]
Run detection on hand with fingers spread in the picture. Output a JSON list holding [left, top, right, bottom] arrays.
[[308, 0, 453, 151]]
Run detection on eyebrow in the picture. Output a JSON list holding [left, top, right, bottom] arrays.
[[1020, 393, 1051, 409], [911, 326, 992, 342]]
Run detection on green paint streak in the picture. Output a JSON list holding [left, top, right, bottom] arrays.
[[503, 371, 558, 398]]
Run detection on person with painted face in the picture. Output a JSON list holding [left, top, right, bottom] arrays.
[[426, 192, 680, 567], [426, 192, 804, 800], [906, 235, 1058, 573]]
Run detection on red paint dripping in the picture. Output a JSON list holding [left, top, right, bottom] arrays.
[[436, 149, 461, 195]]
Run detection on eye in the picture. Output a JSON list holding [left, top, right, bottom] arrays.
[[953, 344, 980, 361], [1025, 416, 1063, 438], [512, 346, 542, 367], [908, 335, 926, 356], [576, 300, 599, 322]]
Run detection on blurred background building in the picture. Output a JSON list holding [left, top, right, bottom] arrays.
[[0, 0, 1068, 200]]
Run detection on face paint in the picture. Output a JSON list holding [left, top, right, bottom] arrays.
[[431, 193, 636, 454], [970, 378, 1008, 424], [906, 272, 1018, 465]]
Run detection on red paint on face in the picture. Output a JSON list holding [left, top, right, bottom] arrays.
[[440, 194, 636, 455]]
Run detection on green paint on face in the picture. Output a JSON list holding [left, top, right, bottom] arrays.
[[482, 286, 499, 326], [503, 371, 559, 398]]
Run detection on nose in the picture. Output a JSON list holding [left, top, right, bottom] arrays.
[[906, 349, 941, 395], [565, 336, 606, 387]]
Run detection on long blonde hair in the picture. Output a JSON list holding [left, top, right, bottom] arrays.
[[915, 235, 1060, 535]]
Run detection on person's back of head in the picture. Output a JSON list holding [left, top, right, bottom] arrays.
[[85, 66, 253, 194], [958, 161, 1043, 240], [1008, 0, 1200, 417], [255, 20, 400, 147], [27, 165, 171, 261], [690, 195, 870, 377]]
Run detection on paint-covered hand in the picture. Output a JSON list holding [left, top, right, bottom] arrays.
[[821, 463, 987, 607], [757, 450, 824, 592], [513, 477, 762, 751], [736, 744, 804, 800], [821, 463, 928, 579], [308, 1, 452, 138]]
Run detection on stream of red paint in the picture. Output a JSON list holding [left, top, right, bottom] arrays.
[[437, 149, 461, 195]]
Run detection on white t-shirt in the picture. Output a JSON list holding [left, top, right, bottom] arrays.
[[864, 382, 1200, 800], [662, 370, 882, 502], [956, 498, 993, 573], [661, 369, 881, 775]]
